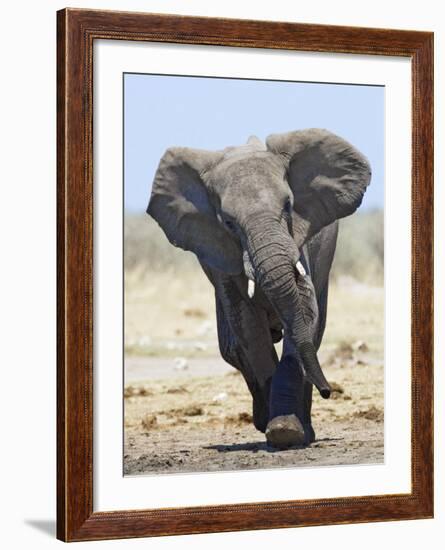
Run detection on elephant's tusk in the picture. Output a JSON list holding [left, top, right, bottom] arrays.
[[296, 260, 306, 277], [248, 279, 255, 298]]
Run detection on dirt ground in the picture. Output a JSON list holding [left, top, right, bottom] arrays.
[[124, 342, 384, 475]]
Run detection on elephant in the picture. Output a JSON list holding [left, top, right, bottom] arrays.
[[146, 129, 371, 449]]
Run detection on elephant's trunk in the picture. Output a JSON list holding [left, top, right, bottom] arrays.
[[244, 216, 331, 399], [299, 342, 331, 399]]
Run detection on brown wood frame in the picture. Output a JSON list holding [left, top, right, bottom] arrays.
[[57, 8, 434, 542]]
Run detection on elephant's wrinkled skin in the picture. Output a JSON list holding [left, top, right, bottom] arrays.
[[147, 129, 371, 448]]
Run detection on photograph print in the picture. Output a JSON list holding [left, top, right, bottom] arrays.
[[123, 73, 384, 476]]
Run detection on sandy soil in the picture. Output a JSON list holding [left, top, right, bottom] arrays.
[[124, 344, 384, 475]]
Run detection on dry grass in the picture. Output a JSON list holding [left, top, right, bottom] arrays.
[[331, 209, 383, 285]]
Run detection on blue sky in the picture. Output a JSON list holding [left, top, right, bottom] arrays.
[[124, 73, 384, 214]]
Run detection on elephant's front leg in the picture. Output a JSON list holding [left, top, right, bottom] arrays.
[[266, 339, 315, 448], [200, 262, 278, 433]]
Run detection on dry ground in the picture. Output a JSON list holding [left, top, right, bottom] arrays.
[[124, 274, 384, 476]]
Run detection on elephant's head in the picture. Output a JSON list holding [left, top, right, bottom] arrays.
[[147, 130, 371, 398]]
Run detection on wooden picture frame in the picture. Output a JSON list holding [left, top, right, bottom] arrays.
[[57, 8, 434, 542]]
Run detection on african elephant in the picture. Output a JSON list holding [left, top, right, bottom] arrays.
[[147, 129, 371, 449]]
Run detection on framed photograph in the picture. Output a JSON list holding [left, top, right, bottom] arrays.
[[57, 8, 433, 542]]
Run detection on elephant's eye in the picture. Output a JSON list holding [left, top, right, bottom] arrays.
[[224, 218, 236, 232], [284, 197, 293, 215]]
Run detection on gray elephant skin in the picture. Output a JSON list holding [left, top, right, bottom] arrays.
[[146, 129, 371, 449]]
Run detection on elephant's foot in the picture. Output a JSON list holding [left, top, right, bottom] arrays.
[[265, 414, 305, 449]]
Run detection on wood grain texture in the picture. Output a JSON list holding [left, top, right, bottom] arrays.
[[56, 8, 434, 542]]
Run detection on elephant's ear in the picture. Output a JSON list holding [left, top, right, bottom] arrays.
[[266, 129, 371, 246], [147, 147, 243, 274]]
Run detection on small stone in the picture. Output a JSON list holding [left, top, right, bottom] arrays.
[[194, 342, 208, 351], [166, 386, 188, 394], [141, 414, 157, 430], [173, 357, 188, 370], [212, 392, 228, 403], [353, 340, 369, 352], [183, 405, 203, 416], [124, 385, 136, 398], [196, 320, 213, 336]]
